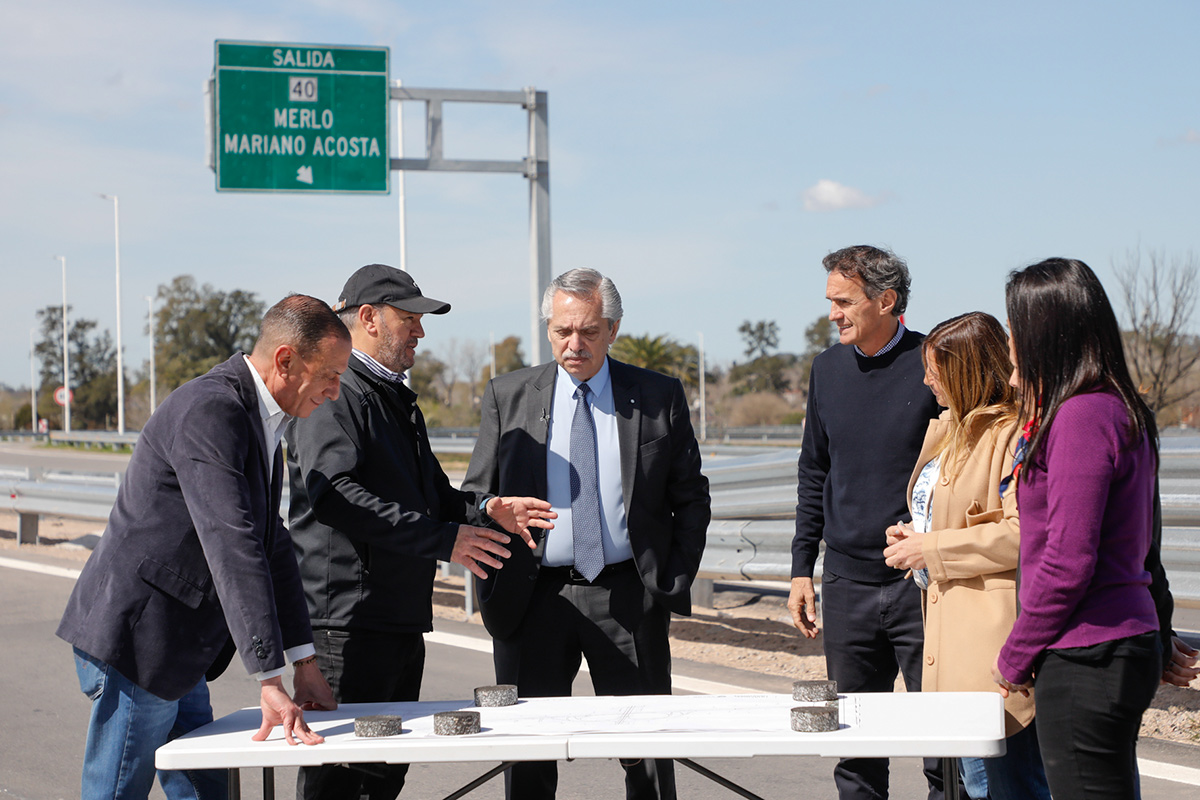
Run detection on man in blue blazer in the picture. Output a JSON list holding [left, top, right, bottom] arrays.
[[463, 268, 711, 800], [57, 294, 352, 800]]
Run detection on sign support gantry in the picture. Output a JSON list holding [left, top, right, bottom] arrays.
[[390, 85, 551, 366]]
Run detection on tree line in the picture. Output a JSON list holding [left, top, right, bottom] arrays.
[[15, 246, 1200, 432], [20, 276, 263, 431]]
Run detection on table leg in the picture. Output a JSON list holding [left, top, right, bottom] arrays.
[[263, 766, 275, 800], [942, 757, 960, 800], [226, 768, 240, 800], [442, 761, 515, 800], [675, 758, 768, 800]]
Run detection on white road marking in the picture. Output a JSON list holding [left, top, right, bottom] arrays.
[[5, 556, 1196, 784], [0, 555, 81, 579], [1137, 758, 1200, 786]]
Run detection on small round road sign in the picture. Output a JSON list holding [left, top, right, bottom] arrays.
[[54, 386, 74, 406]]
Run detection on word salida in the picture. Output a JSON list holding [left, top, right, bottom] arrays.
[[271, 49, 335, 69]]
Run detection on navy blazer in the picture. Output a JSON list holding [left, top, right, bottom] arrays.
[[462, 358, 711, 640], [57, 355, 312, 701]]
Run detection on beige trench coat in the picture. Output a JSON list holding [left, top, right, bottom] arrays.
[[907, 410, 1033, 736]]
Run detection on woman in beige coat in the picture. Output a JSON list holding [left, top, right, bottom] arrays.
[[883, 311, 1049, 800]]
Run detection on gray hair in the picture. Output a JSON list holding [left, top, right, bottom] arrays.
[[539, 268, 623, 326], [822, 245, 911, 317], [253, 293, 349, 359], [337, 306, 360, 331]]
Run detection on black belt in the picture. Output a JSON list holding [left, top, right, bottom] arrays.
[[540, 559, 636, 585]]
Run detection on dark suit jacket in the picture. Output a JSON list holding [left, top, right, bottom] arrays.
[[462, 358, 711, 641], [56, 355, 312, 701]]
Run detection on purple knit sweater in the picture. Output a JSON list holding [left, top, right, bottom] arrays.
[[997, 390, 1158, 685]]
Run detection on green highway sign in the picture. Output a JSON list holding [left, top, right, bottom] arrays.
[[213, 40, 389, 194]]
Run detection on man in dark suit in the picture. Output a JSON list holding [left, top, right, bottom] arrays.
[[463, 268, 711, 800], [57, 294, 351, 800]]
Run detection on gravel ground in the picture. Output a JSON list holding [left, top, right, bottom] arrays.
[[5, 512, 1197, 746]]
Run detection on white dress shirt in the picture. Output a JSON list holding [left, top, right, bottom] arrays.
[[242, 355, 315, 676]]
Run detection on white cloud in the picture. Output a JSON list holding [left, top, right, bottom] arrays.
[[802, 179, 886, 212], [1156, 128, 1200, 147]]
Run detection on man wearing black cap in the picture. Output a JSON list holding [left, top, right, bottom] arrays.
[[286, 264, 556, 800]]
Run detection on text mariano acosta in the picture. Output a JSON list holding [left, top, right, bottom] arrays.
[[222, 48, 383, 160]]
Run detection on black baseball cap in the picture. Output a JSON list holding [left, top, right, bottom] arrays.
[[332, 264, 451, 315]]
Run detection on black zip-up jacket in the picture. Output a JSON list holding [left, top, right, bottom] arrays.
[[286, 356, 491, 633]]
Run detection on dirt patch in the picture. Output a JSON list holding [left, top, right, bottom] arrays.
[[0, 511, 100, 560]]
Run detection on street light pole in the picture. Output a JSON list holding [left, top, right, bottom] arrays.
[[146, 295, 157, 414], [100, 194, 125, 434], [29, 328, 37, 433], [56, 255, 71, 432], [394, 79, 408, 273], [698, 331, 706, 443]]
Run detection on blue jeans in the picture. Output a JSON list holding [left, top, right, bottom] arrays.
[[959, 756, 988, 799], [74, 648, 226, 800], [983, 720, 1051, 800]]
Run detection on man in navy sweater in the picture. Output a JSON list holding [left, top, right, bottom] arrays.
[[788, 245, 943, 800]]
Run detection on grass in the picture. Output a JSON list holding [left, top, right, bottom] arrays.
[[43, 442, 134, 455], [435, 453, 473, 472]]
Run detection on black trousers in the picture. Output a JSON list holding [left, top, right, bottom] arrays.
[[296, 628, 426, 800], [820, 573, 944, 800], [493, 564, 675, 800], [1035, 631, 1161, 800]]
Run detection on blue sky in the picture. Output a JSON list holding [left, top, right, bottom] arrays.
[[2, 0, 1197, 390]]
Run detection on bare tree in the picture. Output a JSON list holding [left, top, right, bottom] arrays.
[[440, 338, 487, 406], [457, 340, 487, 403], [1114, 246, 1200, 416]]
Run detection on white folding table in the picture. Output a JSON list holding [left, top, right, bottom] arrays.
[[156, 692, 1005, 799]]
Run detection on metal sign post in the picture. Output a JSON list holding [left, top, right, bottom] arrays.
[[207, 42, 552, 363], [390, 85, 552, 365]]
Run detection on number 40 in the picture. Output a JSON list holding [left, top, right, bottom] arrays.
[[288, 77, 318, 103]]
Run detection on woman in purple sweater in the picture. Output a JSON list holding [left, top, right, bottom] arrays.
[[993, 257, 1160, 800]]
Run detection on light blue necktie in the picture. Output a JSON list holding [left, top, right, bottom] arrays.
[[570, 383, 605, 581]]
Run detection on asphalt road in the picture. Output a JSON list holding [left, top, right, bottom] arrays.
[[4, 548, 1199, 800], [0, 442, 129, 476]]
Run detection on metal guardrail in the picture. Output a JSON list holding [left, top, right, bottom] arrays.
[[709, 425, 804, 443], [1, 478, 118, 545], [47, 431, 139, 449], [5, 445, 1200, 606], [0, 466, 121, 487], [0, 431, 48, 443], [37, 427, 808, 453]]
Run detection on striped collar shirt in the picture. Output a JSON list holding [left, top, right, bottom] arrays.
[[352, 348, 406, 384]]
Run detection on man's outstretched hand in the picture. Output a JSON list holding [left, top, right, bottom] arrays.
[[454, 497, 557, 578], [486, 496, 557, 548], [254, 676, 324, 745]]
